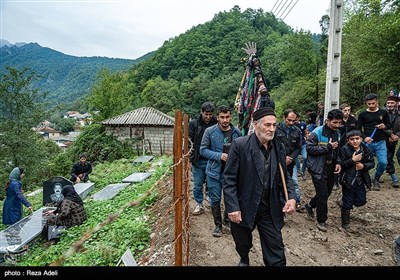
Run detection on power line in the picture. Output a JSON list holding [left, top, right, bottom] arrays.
[[282, 0, 299, 20], [276, 0, 294, 19], [271, 0, 283, 14], [275, 0, 290, 18], [270, 0, 280, 13]]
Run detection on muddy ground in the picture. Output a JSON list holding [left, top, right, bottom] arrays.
[[139, 170, 400, 268]]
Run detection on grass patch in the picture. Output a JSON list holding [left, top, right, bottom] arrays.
[[3, 155, 172, 266]]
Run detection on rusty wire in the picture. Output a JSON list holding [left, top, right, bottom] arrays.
[[50, 143, 193, 266]]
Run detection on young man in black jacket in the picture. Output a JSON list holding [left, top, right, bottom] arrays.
[[188, 102, 217, 215], [70, 153, 92, 183], [305, 109, 343, 232]]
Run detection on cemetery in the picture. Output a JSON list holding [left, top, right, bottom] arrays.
[[0, 155, 166, 265]]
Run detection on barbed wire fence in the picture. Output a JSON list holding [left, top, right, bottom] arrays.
[[50, 110, 192, 266]]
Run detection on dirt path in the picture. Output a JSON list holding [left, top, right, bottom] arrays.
[[141, 172, 400, 267]]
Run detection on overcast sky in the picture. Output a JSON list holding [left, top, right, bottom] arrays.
[[1, 0, 331, 60]]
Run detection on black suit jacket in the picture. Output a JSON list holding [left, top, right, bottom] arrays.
[[222, 133, 295, 231]]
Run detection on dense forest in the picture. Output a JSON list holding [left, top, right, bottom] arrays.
[[87, 1, 400, 122]]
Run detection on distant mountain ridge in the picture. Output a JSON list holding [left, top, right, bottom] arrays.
[[0, 39, 27, 48], [0, 40, 153, 107]]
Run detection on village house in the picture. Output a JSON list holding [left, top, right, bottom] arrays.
[[101, 107, 174, 155]]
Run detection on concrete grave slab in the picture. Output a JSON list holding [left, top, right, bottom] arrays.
[[122, 173, 152, 183], [0, 207, 55, 255], [116, 248, 137, 266], [132, 155, 153, 164], [91, 183, 130, 201], [74, 182, 95, 200]]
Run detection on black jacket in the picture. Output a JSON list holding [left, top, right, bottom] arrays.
[[275, 123, 302, 160], [188, 114, 217, 166], [338, 143, 374, 189], [222, 133, 295, 231], [306, 125, 341, 180], [71, 162, 92, 180]]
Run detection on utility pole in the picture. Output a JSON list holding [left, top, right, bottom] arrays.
[[324, 0, 344, 120]]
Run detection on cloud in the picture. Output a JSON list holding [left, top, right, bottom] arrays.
[[1, 0, 330, 59]]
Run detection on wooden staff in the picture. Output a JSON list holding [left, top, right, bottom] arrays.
[[278, 162, 289, 201]]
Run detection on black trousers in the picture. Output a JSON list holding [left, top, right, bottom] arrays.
[[386, 142, 396, 175], [230, 204, 286, 266], [70, 174, 89, 183], [342, 180, 367, 210], [309, 164, 335, 223]]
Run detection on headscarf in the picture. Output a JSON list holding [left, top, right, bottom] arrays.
[[61, 185, 84, 206], [5, 167, 23, 191], [9, 167, 22, 181]]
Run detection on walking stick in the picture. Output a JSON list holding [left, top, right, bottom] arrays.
[[278, 162, 289, 201]]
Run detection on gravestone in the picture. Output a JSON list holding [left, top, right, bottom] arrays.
[[1, 179, 95, 257], [42, 177, 73, 206], [91, 183, 130, 201], [43, 177, 95, 206], [74, 182, 95, 199], [132, 155, 153, 164], [122, 172, 152, 183], [0, 207, 55, 255], [116, 248, 137, 266]]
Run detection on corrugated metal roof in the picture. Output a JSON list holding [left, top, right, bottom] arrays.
[[101, 107, 175, 126]]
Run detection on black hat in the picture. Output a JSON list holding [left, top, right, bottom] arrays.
[[386, 95, 399, 102], [252, 107, 276, 121]]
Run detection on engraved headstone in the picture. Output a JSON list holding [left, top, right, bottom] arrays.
[[42, 177, 73, 206], [122, 173, 152, 183], [92, 183, 130, 201]]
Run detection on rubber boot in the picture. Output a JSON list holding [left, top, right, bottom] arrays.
[[211, 205, 222, 237], [341, 208, 351, 231]]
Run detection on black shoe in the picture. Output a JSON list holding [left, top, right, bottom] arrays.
[[317, 222, 327, 232], [238, 259, 249, 266], [372, 178, 381, 191], [342, 223, 350, 231], [305, 202, 314, 219], [212, 226, 222, 237]]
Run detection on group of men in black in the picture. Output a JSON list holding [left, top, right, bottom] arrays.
[[188, 92, 400, 266]]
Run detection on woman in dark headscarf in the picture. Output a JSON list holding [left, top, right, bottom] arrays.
[[43, 185, 87, 228], [2, 167, 33, 225]]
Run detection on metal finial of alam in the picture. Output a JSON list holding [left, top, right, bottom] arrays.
[[241, 41, 257, 55]]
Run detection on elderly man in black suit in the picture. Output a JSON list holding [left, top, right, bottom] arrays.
[[222, 107, 296, 267]]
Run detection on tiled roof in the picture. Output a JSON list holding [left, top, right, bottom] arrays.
[[102, 107, 175, 127]]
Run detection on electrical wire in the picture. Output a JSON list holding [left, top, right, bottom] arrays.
[[275, 0, 290, 18], [276, 0, 293, 18], [271, 0, 283, 14], [270, 0, 280, 13], [282, 0, 299, 20]]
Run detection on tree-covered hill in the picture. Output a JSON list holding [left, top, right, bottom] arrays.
[[0, 42, 153, 107], [110, 5, 323, 119], [91, 2, 399, 121]]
